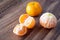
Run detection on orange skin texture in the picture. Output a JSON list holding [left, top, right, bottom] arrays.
[[19, 14, 36, 29], [26, 1, 42, 16]]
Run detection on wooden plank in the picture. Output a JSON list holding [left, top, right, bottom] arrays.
[[0, 0, 18, 18], [24, 27, 41, 40], [0, 0, 17, 12], [0, 0, 28, 13], [31, 28, 50, 40], [0, 0, 11, 7], [43, 19, 60, 40], [0, 0, 60, 40], [56, 35, 60, 40], [0, 20, 22, 40]]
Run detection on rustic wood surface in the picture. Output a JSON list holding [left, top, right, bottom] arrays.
[[0, 0, 60, 40]]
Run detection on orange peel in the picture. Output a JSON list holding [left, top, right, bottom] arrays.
[[26, 1, 42, 16]]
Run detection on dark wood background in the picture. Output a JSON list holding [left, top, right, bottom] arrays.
[[0, 0, 60, 40]]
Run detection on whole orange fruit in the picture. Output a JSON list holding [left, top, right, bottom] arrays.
[[26, 1, 42, 16]]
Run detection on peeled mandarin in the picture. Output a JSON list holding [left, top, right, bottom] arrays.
[[13, 24, 27, 36], [40, 12, 57, 28], [19, 14, 29, 23], [24, 16, 36, 29], [26, 1, 42, 16], [19, 14, 36, 29]]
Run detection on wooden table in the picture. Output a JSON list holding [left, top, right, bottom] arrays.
[[0, 0, 60, 40]]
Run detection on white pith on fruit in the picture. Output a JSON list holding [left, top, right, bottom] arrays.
[[13, 24, 27, 36], [24, 16, 35, 28], [40, 12, 57, 28]]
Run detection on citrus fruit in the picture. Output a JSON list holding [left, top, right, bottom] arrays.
[[19, 14, 36, 29], [26, 1, 42, 16], [13, 24, 27, 36], [40, 12, 57, 28], [19, 14, 29, 23]]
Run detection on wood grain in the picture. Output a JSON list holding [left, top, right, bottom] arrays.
[[0, 0, 17, 12], [0, 0, 60, 40], [56, 35, 60, 40]]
